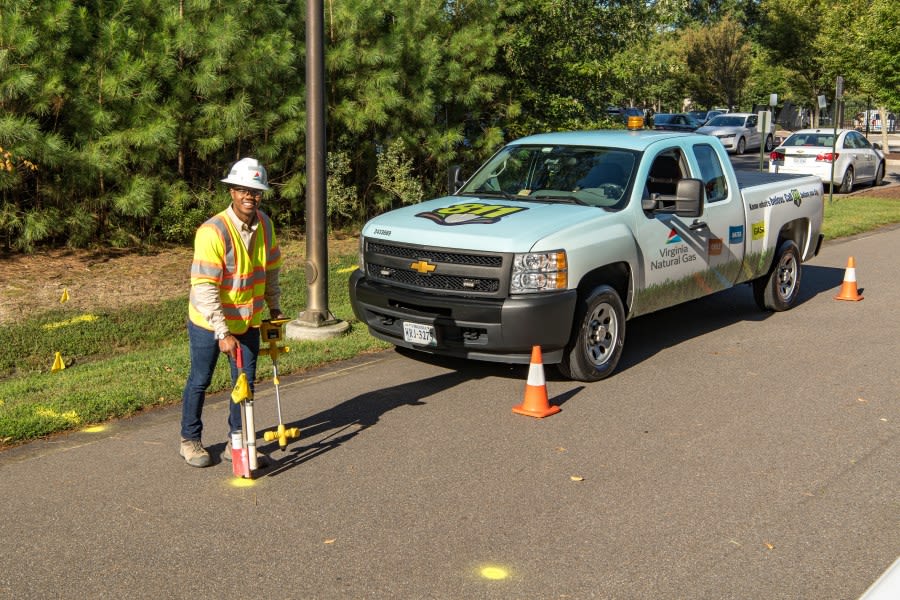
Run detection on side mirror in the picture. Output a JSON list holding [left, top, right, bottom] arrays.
[[447, 165, 464, 194], [675, 178, 704, 218], [873, 142, 882, 151]]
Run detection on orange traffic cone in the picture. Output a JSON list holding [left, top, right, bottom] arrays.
[[834, 257, 863, 301], [512, 346, 560, 418]]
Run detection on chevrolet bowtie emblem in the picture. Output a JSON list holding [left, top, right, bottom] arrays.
[[410, 259, 436, 274]]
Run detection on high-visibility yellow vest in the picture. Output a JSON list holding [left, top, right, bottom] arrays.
[[188, 210, 282, 334]]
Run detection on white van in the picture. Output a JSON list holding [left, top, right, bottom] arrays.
[[857, 110, 896, 133]]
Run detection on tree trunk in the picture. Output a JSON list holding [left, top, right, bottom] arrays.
[[878, 106, 890, 156]]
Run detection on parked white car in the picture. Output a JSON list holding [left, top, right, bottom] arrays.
[[696, 112, 774, 154], [768, 129, 886, 193]]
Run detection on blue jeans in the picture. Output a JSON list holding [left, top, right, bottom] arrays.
[[180, 320, 260, 440]]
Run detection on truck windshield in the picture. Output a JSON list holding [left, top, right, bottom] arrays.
[[458, 144, 639, 210]]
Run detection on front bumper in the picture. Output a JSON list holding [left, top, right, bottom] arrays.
[[717, 136, 739, 151], [349, 270, 577, 364]]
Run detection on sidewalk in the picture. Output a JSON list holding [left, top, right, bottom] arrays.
[[879, 132, 899, 172], [885, 133, 900, 170]]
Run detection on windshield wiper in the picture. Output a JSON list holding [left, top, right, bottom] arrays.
[[461, 190, 521, 202], [524, 192, 588, 205], [462, 189, 587, 206]]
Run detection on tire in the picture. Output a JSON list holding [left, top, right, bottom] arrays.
[[752, 240, 802, 312], [764, 135, 774, 152], [558, 285, 626, 382], [736, 137, 746, 155], [839, 166, 854, 193], [874, 162, 885, 187]]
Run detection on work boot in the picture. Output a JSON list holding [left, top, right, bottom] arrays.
[[221, 438, 268, 467], [179, 438, 211, 468]]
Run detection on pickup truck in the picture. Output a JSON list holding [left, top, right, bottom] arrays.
[[349, 130, 824, 381]]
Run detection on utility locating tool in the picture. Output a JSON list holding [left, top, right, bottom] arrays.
[[261, 319, 300, 451]]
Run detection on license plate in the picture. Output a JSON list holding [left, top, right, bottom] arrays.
[[403, 322, 436, 346], [790, 156, 809, 164]]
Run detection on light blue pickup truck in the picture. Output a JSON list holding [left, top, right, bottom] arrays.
[[350, 130, 824, 381]]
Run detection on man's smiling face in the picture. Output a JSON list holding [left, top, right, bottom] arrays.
[[229, 186, 263, 224]]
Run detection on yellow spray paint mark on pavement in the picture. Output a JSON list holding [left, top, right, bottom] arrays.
[[82, 425, 107, 433], [229, 477, 257, 488], [60, 288, 70, 303], [479, 565, 510, 580], [43, 314, 98, 331], [337, 266, 358, 274]]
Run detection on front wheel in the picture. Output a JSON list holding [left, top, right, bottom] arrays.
[[558, 285, 626, 382], [874, 162, 885, 187], [752, 240, 802, 311], [736, 137, 746, 155]]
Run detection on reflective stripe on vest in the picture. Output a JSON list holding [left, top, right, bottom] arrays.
[[188, 210, 281, 334]]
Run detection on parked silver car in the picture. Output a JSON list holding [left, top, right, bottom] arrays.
[[696, 112, 774, 154], [768, 128, 886, 193]]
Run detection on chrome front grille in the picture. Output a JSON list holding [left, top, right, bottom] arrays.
[[366, 241, 502, 267], [364, 239, 509, 297]]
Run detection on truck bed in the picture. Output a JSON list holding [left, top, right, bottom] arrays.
[[734, 169, 814, 189]]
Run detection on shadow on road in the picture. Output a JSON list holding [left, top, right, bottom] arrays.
[[257, 355, 587, 476], [255, 263, 845, 470], [262, 370, 474, 476], [617, 263, 843, 373]]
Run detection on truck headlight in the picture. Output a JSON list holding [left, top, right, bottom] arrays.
[[511, 250, 567, 293]]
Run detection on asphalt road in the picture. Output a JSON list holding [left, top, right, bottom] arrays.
[[2, 219, 899, 599]]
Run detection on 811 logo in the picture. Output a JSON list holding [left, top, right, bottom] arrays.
[[416, 202, 528, 225]]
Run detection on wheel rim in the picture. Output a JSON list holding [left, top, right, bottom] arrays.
[[584, 301, 618, 367], [776, 251, 798, 301], [843, 168, 853, 191]]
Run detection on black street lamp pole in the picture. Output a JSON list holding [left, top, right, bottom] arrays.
[[288, 0, 348, 339]]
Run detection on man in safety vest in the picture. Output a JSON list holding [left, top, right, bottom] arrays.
[[179, 157, 285, 468]]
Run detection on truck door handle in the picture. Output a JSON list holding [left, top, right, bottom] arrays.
[[690, 220, 708, 231]]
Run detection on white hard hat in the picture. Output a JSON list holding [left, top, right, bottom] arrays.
[[221, 157, 270, 191]]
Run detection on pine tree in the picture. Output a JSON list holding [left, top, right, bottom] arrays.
[[325, 0, 520, 218], [0, 0, 73, 250]]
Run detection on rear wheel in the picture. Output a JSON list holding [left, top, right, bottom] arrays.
[[764, 135, 774, 152], [558, 285, 625, 382], [752, 240, 802, 311], [839, 166, 854, 193]]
